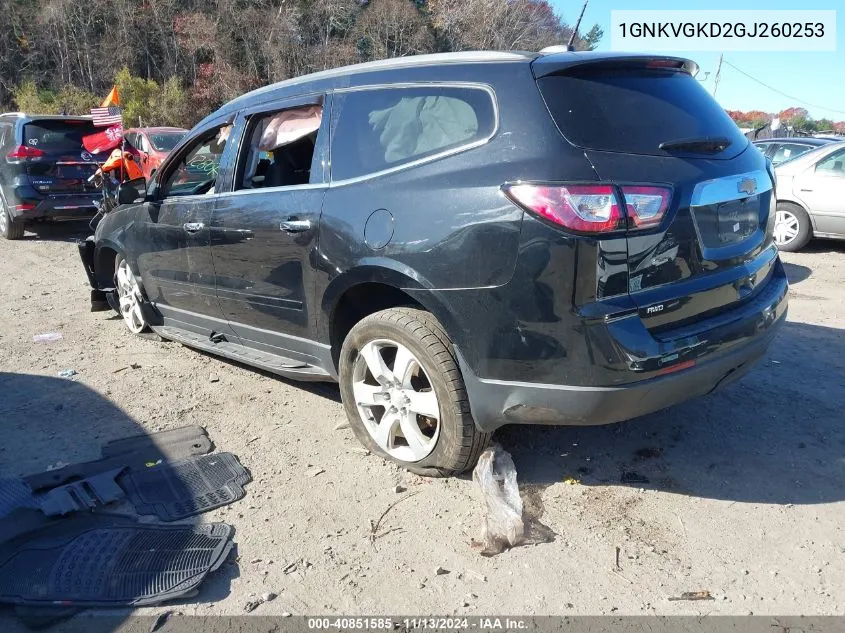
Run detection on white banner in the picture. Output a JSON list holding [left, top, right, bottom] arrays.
[[611, 10, 836, 52]]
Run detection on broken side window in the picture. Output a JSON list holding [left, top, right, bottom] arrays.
[[236, 105, 323, 191]]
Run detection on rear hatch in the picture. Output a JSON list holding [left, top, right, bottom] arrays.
[[20, 119, 100, 194], [533, 55, 778, 333]]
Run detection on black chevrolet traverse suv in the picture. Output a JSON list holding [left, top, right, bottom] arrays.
[[79, 51, 789, 476], [0, 113, 101, 239]]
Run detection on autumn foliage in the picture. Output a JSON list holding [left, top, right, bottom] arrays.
[[0, 0, 603, 127], [727, 107, 844, 134]]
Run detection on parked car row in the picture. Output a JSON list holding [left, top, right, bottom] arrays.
[[74, 51, 789, 476], [0, 113, 185, 239], [752, 136, 836, 166]]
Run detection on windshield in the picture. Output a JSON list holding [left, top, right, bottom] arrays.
[[537, 67, 748, 158], [148, 132, 185, 152], [22, 120, 98, 152]]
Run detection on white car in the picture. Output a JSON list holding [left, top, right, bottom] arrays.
[[773, 141, 845, 251]]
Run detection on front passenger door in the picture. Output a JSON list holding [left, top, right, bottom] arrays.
[[134, 121, 234, 333]]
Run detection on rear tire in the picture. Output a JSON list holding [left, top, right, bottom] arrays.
[[774, 203, 811, 252], [0, 198, 25, 240], [339, 307, 490, 477]]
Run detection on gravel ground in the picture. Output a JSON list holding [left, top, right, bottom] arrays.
[[0, 222, 843, 618]]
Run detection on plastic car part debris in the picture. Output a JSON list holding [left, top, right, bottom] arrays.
[[472, 444, 525, 556], [100, 425, 210, 458], [0, 514, 234, 607], [25, 426, 213, 491], [57, 368, 77, 378], [33, 332, 62, 343], [668, 590, 715, 601], [120, 452, 251, 521], [37, 468, 126, 516]]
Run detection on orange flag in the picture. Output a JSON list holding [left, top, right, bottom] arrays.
[[100, 86, 120, 108]]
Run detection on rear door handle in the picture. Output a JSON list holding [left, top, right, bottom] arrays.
[[280, 219, 312, 233], [183, 222, 205, 233]]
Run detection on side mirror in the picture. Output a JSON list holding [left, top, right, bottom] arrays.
[[117, 177, 147, 205]]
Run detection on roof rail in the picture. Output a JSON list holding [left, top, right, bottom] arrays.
[[0, 111, 25, 118]]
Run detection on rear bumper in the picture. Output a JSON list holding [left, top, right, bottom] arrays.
[[458, 262, 788, 432], [8, 187, 98, 221]]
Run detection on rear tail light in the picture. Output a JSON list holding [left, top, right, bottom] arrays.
[[503, 183, 672, 234], [621, 186, 671, 229], [503, 184, 625, 234], [14, 202, 36, 212], [7, 145, 45, 161]]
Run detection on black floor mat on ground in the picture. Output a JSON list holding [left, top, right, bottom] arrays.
[[24, 426, 213, 492], [120, 453, 251, 521], [0, 480, 39, 518], [0, 514, 234, 607]]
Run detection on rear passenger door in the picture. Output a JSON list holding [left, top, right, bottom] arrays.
[[210, 95, 329, 358]]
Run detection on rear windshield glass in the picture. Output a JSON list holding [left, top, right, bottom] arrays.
[[537, 68, 748, 157], [149, 132, 184, 152], [22, 120, 98, 151]]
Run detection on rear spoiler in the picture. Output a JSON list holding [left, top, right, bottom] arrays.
[[531, 52, 698, 79]]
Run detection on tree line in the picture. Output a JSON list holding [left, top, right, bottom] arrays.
[[0, 0, 603, 128], [727, 107, 845, 135]]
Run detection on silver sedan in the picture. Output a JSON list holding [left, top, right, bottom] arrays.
[[773, 141, 845, 251]]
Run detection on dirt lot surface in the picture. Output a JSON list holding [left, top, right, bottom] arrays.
[[1, 222, 844, 618]]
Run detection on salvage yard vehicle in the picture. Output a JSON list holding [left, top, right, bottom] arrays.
[[78, 51, 789, 476], [752, 136, 836, 166], [124, 126, 188, 180], [0, 113, 101, 239], [773, 141, 845, 251]]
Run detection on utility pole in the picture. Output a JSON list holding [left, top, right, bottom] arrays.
[[713, 53, 724, 97]]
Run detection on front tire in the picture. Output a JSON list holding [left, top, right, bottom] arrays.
[[339, 307, 489, 477], [114, 254, 149, 334], [0, 198, 25, 240], [774, 203, 811, 252]]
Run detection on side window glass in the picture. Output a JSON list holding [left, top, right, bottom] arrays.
[[772, 143, 808, 163], [331, 86, 496, 181], [815, 149, 845, 177], [161, 125, 231, 198], [235, 105, 323, 190]]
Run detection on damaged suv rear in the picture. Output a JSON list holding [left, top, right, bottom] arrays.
[[79, 51, 788, 476]]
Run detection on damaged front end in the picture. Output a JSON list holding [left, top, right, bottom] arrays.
[[77, 236, 114, 312]]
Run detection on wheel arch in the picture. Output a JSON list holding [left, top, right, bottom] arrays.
[[322, 265, 460, 370], [776, 198, 817, 232]]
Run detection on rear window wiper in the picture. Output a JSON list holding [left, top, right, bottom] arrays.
[[658, 136, 732, 154]]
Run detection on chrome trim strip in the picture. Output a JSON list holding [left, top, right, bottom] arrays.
[[215, 183, 327, 199], [691, 169, 773, 207]]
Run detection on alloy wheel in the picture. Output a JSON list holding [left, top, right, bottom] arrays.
[[774, 209, 800, 246], [351, 339, 441, 462], [115, 259, 147, 334]]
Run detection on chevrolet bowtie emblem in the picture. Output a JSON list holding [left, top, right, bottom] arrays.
[[737, 177, 757, 196]]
